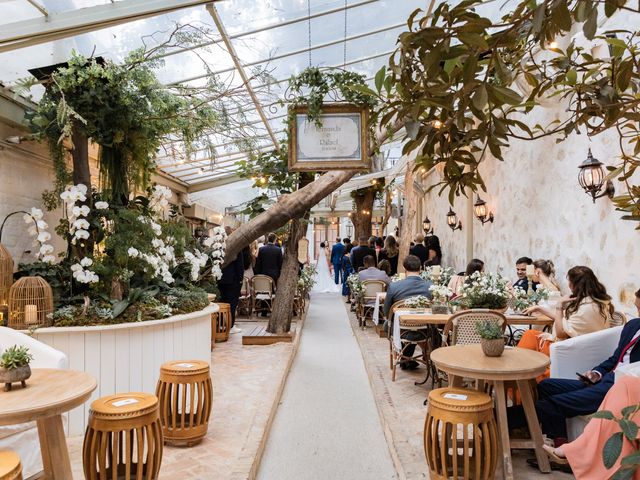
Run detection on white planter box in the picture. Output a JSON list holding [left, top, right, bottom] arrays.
[[30, 305, 217, 436]]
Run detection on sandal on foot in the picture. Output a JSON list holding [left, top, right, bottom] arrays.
[[543, 444, 569, 465]]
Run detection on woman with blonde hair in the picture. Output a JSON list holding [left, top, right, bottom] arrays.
[[377, 235, 399, 276], [518, 266, 613, 380], [532, 259, 561, 292]]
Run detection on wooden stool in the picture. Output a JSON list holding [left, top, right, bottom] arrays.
[[156, 360, 213, 447], [424, 387, 498, 480], [83, 393, 163, 480], [0, 451, 22, 480], [212, 303, 231, 343]]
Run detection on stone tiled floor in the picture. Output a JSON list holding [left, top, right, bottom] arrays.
[[66, 319, 296, 480], [344, 301, 575, 480]]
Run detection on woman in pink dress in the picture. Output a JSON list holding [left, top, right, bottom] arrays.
[[543, 375, 640, 479]]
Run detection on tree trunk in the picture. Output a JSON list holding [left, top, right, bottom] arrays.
[[71, 128, 91, 189], [267, 217, 308, 334], [223, 118, 405, 267], [398, 160, 417, 273], [380, 188, 392, 236], [352, 188, 375, 240]]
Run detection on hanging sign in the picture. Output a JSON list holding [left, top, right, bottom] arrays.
[[297, 238, 309, 264], [288, 104, 369, 172]]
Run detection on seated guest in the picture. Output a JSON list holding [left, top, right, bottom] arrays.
[[542, 376, 640, 477], [378, 235, 400, 276], [448, 258, 484, 295], [350, 236, 376, 272], [532, 259, 561, 292], [383, 255, 433, 369], [424, 235, 442, 267], [341, 244, 354, 298], [359, 255, 390, 285], [378, 259, 392, 276], [513, 256, 538, 292], [532, 314, 640, 448], [410, 233, 428, 265], [519, 266, 613, 381]]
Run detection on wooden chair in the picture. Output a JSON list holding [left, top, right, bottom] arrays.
[[212, 303, 231, 343], [357, 280, 387, 328], [251, 275, 275, 318], [83, 393, 163, 480], [237, 276, 252, 317], [424, 387, 498, 480], [388, 300, 433, 382], [610, 311, 627, 328], [0, 451, 23, 480], [443, 309, 507, 346]]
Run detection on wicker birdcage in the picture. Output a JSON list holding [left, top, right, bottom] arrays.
[[0, 244, 14, 305], [8, 276, 54, 330]]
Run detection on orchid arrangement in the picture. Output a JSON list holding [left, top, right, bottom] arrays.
[[297, 264, 317, 293], [347, 273, 365, 300], [420, 266, 455, 287]]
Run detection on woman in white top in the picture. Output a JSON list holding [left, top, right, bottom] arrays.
[[532, 259, 562, 293]]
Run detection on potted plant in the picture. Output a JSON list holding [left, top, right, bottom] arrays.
[[460, 271, 510, 312], [475, 320, 505, 357], [512, 286, 550, 313], [0, 345, 33, 391], [429, 284, 453, 314]]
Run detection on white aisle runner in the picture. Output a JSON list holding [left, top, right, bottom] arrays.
[[257, 292, 397, 480]]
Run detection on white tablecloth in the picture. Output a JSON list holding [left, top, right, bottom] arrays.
[[372, 292, 387, 325], [392, 310, 417, 351]]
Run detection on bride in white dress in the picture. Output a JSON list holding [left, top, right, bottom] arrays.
[[312, 242, 340, 293]]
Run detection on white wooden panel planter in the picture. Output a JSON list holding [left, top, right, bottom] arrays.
[[30, 305, 216, 436]]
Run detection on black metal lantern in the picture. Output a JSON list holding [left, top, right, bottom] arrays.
[[446, 208, 462, 231], [473, 197, 494, 225], [578, 149, 615, 203], [422, 216, 433, 234]]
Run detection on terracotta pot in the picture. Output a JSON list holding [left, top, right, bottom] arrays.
[[481, 338, 505, 357], [0, 364, 31, 391]]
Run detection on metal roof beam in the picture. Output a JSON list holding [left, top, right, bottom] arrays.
[[168, 21, 404, 86], [0, 0, 222, 52], [188, 174, 243, 192]]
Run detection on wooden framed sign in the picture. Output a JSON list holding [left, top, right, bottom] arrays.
[[297, 238, 309, 264], [288, 103, 369, 172]]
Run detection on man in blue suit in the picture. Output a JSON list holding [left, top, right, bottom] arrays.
[[330, 237, 345, 284], [535, 315, 640, 443]]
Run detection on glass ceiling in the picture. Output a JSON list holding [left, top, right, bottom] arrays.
[[0, 0, 426, 190]]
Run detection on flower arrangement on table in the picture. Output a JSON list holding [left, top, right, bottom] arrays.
[[404, 295, 431, 309], [458, 271, 510, 310], [429, 284, 453, 314], [347, 273, 365, 300], [297, 264, 317, 296], [420, 266, 455, 287], [390, 272, 406, 283], [17, 184, 225, 327], [511, 286, 550, 313]]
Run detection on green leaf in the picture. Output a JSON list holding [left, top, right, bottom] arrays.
[[583, 9, 598, 40], [603, 432, 624, 468], [344, 84, 377, 97], [532, 4, 546, 34], [458, 32, 489, 49], [617, 60, 633, 92], [472, 85, 488, 110], [112, 300, 130, 318], [619, 419, 638, 442], [553, 0, 572, 31], [566, 69, 577, 85], [612, 467, 638, 480], [593, 410, 616, 420], [621, 450, 640, 466], [605, 166, 624, 181], [375, 66, 386, 93], [490, 86, 522, 105], [621, 405, 640, 418]]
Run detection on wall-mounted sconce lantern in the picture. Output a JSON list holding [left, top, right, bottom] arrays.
[[473, 197, 494, 225], [422, 216, 433, 235], [446, 208, 462, 231], [578, 149, 615, 203]]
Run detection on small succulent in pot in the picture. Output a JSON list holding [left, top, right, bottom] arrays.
[[0, 345, 33, 391], [475, 320, 505, 357]]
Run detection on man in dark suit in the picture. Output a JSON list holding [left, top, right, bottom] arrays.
[[535, 317, 640, 442], [513, 256, 539, 292], [254, 232, 283, 283], [218, 250, 244, 333], [409, 233, 428, 266], [383, 255, 433, 369], [330, 237, 345, 284], [350, 235, 376, 272]]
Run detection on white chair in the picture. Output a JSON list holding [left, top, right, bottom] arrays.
[[0, 326, 68, 478], [549, 326, 623, 440]]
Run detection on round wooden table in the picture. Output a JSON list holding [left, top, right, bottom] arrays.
[[430, 345, 551, 480], [0, 368, 97, 479]]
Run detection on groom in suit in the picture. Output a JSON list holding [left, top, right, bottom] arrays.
[[330, 238, 345, 284], [534, 315, 640, 442]]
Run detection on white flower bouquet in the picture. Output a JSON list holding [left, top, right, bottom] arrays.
[[404, 295, 431, 309], [459, 271, 510, 310]]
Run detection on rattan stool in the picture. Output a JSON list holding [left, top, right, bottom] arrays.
[[0, 451, 22, 480], [424, 387, 498, 480], [156, 360, 213, 446], [83, 393, 163, 480], [212, 303, 231, 343]]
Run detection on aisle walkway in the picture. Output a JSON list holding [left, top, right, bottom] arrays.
[[257, 293, 397, 480]]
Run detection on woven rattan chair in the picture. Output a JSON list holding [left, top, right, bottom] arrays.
[[388, 300, 433, 382], [357, 280, 387, 328], [443, 309, 507, 346], [237, 276, 252, 317], [610, 311, 627, 328], [251, 275, 275, 318]]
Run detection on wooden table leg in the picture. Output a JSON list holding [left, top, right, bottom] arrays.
[[493, 381, 514, 480], [37, 415, 73, 480], [448, 374, 463, 388], [517, 379, 552, 473]]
